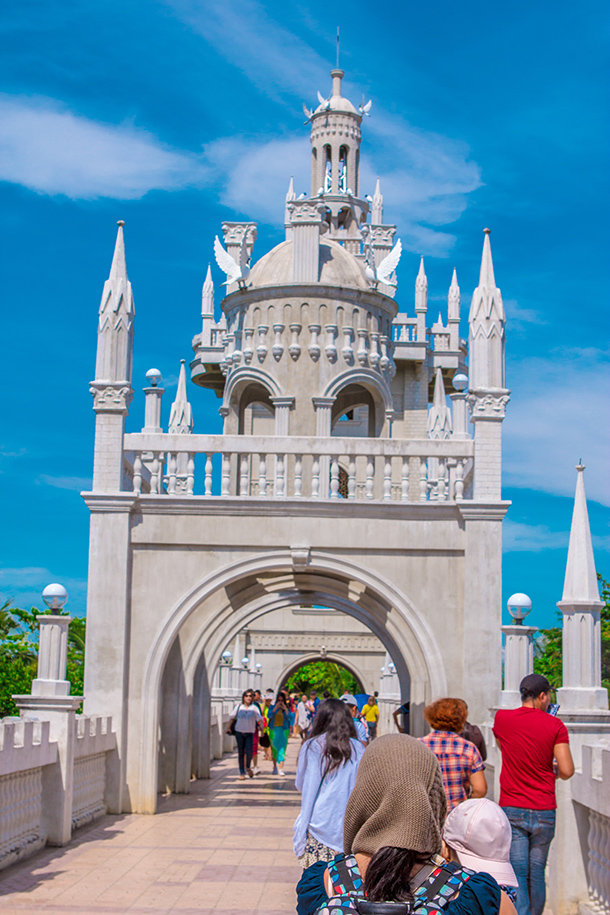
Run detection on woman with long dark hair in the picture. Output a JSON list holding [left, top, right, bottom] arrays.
[[293, 698, 365, 867], [227, 689, 262, 781]]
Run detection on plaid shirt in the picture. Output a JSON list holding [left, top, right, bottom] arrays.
[[420, 731, 485, 809]]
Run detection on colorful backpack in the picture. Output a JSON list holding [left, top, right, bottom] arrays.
[[314, 853, 474, 915]]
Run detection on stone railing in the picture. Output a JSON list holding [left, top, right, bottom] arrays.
[[123, 433, 474, 503], [0, 715, 115, 872], [571, 742, 610, 915]]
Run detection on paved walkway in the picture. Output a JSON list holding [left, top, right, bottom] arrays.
[[0, 738, 303, 914]]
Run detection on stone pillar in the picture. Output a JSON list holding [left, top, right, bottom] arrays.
[[557, 606, 607, 710], [82, 497, 134, 813], [14, 614, 82, 846], [450, 392, 470, 440], [467, 389, 510, 501], [458, 505, 507, 722], [219, 663, 232, 692], [288, 201, 326, 283], [272, 397, 294, 436], [31, 616, 72, 697], [90, 386, 133, 492], [143, 385, 164, 432], [500, 624, 538, 708]]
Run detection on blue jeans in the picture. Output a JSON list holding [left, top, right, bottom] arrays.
[[235, 731, 253, 775], [502, 807, 556, 915]]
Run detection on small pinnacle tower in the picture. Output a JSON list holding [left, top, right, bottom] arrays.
[[468, 229, 505, 390], [427, 368, 452, 439], [372, 177, 383, 224], [557, 465, 608, 710], [90, 221, 135, 491], [448, 269, 460, 351]]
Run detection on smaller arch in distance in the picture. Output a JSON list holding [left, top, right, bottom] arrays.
[[276, 652, 367, 696]]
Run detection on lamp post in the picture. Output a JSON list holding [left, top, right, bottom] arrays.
[[450, 373, 470, 440], [501, 592, 537, 708], [13, 583, 82, 845], [219, 650, 232, 691]]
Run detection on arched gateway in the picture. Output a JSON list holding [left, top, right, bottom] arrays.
[[83, 68, 510, 815]]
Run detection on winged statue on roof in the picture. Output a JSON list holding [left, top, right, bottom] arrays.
[[213, 235, 251, 288]]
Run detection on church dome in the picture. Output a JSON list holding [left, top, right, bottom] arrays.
[[248, 238, 369, 290]]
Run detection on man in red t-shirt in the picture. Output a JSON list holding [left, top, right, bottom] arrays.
[[493, 674, 574, 915]]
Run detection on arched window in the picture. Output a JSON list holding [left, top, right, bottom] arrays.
[[338, 146, 348, 193], [331, 385, 376, 437], [238, 383, 275, 435], [324, 146, 332, 193]]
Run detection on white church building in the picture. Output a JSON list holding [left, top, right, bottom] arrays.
[[83, 66, 513, 814], [3, 67, 607, 915]]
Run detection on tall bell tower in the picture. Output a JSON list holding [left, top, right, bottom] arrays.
[[308, 70, 369, 253]]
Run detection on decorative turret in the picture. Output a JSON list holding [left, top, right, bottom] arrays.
[[201, 264, 215, 347], [372, 178, 383, 224], [427, 368, 452, 439], [466, 230, 509, 501], [168, 360, 193, 436], [94, 221, 134, 385], [284, 177, 296, 239], [448, 269, 460, 351], [557, 464, 608, 711], [415, 257, 428, 342], [468, 229, 505, 390], [90, 221, 135, 491]]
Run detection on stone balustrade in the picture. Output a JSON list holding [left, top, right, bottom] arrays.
[[123, 432, 474, 502], [0, 715, 114, 872], [572, 742, 610, 914]]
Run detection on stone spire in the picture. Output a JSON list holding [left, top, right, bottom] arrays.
[[562, 464, 601, 604], [168, 360, 193, 435], [415, 256, 428, 342], [284, 176, 296, 239], [557, 464, 607, 711], [468, 229, 505, 389], [448, 269, 460, 350], [94, 221, 135, 384], [427, 368, 452, 439], [372, 177, 383, 224], [201, 264, 214, 318]]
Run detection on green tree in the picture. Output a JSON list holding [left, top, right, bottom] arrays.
[[534, 573, 610, 695], [284, 661, 361, 697], [0, 603, 86, 716]]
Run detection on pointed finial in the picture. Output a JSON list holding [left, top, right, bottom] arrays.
[[168, 359, 193, 434], [202, 263, 214, 318], [427, 367, 452, 439], [109, 220, 128, 281], [479, 227, 496, 289], [562, 463, 601, 603], [117, 220, 125, 226], [286, 176, 295, 201], [415, 256, 428, 313], [336, 26, 340, 69], [448, 268, 460, 321], [372, 177, 383, 223]]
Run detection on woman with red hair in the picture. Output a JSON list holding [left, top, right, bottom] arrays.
[[420, 698, 487, 809]]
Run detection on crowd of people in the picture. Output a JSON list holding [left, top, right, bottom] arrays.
[[227, 673, 572, 915]]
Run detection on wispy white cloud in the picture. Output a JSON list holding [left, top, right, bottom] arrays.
[[38, 474, 92, 491], [503, 519, 568, 553], [504, 346, 610, 506], [0, 94, 208, 199], [503, 298, 546, 333]]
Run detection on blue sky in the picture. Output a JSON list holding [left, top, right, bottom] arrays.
[[0, 0, 608, 629]]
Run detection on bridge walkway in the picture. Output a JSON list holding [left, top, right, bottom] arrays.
[[0, 738, 303, 914]]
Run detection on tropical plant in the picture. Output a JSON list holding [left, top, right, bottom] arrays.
[[284, 661, 361, 697], [0, 602, 86, 716]]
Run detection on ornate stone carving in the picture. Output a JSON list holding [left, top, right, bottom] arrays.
[[287, 200, 326, 224], [90, 382, 133, 414], [221, 222, 257, 248], [467, 390, 510, 419], [249, 632, 381, 652]]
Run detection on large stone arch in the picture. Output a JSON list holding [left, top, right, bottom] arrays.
[[137, 550, 447, 812], [275, 653, 368, 695]]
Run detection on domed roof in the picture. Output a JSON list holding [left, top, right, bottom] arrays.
[[249, 238, 369, 290]]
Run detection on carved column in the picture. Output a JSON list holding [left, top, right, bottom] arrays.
[[467, 389, 510, 501], [288, 201, 326, 283], [501, 623, 538, 708]]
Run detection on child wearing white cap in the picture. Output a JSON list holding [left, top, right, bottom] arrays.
[[442, 798, 519, 908]]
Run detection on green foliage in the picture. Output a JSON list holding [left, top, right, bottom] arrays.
[[284, 661, 361, 697], [533, 574, 610, 695], [0, 602, 86, 717]]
